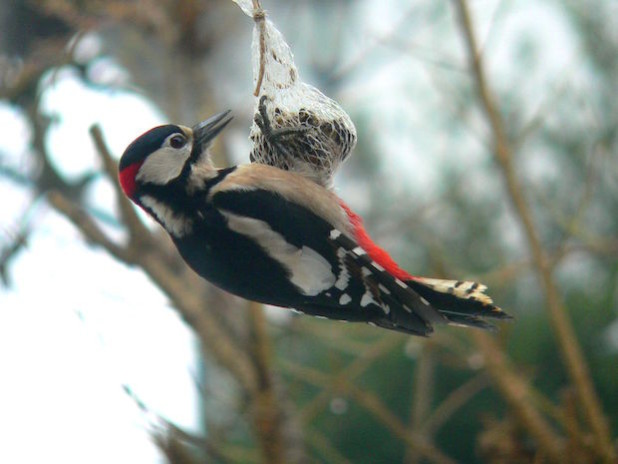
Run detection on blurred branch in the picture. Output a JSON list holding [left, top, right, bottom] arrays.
[[48, 127, 259, 395], [472, 332, 564, 461], [423, 374, 488, 436], [47, 191, 134, 262], [89, 125, 153, 249], [282, 360, 457, 464], [50, 124, 309, 463], [292, 321, 381, 355], [247, 301, 285, 464], [452, 1, 616, 461], [124, 384, 255, 464], [298, 334, 401, 424], [0, 225, 29, 287], [561, 388, 594, 462], [0, 161, 31, 186], [405, 342, 435, 464], [305, 428, 353, 464]]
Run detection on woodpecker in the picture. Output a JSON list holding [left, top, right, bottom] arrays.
[[118, 110, 510, 335]]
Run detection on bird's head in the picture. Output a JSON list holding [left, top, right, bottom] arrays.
[[118, 110, 232, 199]]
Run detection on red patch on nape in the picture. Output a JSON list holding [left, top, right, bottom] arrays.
[[339, 200, 414, 281], [118, 162, 142, 199]]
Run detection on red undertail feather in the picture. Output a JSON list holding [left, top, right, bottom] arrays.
[[338, 200, 510, 327], [338, 200, 414, 281]]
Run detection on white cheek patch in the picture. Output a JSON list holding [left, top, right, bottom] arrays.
[[221, 211, 335, 296], [136, 145, 191, 185]]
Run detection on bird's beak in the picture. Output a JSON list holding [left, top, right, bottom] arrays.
[[192, 110, 233, 150]]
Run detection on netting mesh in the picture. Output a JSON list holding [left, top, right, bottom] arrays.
[[233, 1, 357, 187]]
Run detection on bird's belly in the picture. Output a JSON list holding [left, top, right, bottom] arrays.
[[173, 230, 301, 306]]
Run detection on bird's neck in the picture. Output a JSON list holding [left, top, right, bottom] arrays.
[[135, 165, 236, 239]]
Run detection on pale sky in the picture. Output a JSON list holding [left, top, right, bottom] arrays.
[[0, 82, 199, 463]]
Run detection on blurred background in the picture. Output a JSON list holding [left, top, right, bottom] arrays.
[[0, 0, 617, 463]]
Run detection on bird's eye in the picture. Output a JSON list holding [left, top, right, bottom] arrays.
[[170, 135, 186, 149]]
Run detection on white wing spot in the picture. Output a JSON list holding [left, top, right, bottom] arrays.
[[360, 292, 375, 307], [378, 284, 391, 295], [372, 262, 385, 272], [329, 229, 342, 239], [420, 297, 430, 306], [222, 211, 335, 296], [395, 278, 407, 288], [353, 246, 366, 256], [334, 248, 350, 290], [403, 305, 413, 313], [339, 294, 352, 305]]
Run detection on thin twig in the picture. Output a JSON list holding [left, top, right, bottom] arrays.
[[452, 1, 615, 461], [405, 342, 435, 464], [49, 188, 259, 393], [282, 360, 457, 464], [89, 125, 152, 247], [47, 191, 133, 263], [298, 335, 401, 424], [247, 301, 284, 464], [305, 428, 352, 464], [423, 374, 488, 436], [54, 126, 260, 396], [472, 332, 564, 461]]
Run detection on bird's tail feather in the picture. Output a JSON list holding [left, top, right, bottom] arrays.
[[406, 277, 511, 330]]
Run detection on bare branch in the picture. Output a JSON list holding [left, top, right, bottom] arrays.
[[247, 301, 285, 464], [89, 125, 153, 247], [282, 360, 457, 464], [299, 335, 401, 424], [472, 332, 564, 461], [47, 191, 134, 263], [423, 374, 488, 436], [305, 428, 352, 464], [452, 1, 616, 461], [405, 343, 436, 464], [51, 125, 259, 396], [0, 225, 29, 287]]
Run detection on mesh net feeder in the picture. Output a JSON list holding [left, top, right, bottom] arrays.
[[232, 0, 357, 188]]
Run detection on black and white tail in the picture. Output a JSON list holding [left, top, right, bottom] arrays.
[[405, 277, 511, 330], [327, 227, 511, 336]]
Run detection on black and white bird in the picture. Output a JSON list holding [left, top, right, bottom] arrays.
[[118, 110, 510, 335]]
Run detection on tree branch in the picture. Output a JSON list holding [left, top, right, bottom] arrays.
[[299, 335, 401, 424], [89, 125, 153, 248], [247, 301, 285, 464], [452, 1, 615, 461], [472, 332, 564, 461], [405, 342, 436, 464], [47, 191, 134, 263], [282, 360, 457, 464], [423, 374, 488, 436]]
